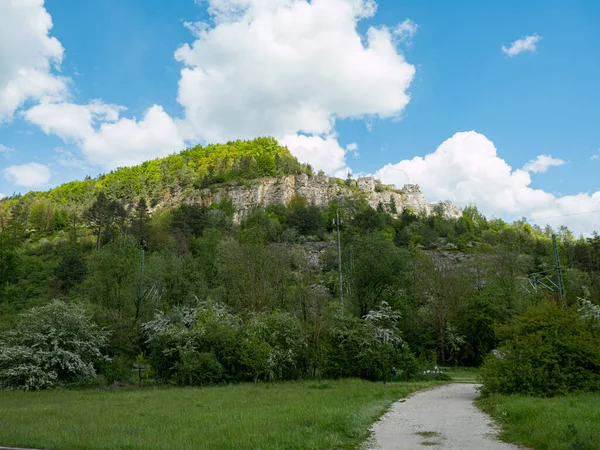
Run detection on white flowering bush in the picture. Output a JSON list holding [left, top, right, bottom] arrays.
[[364, 301, 403, 346], [578, 298, 600, 324], [0, 300, 110, 390]]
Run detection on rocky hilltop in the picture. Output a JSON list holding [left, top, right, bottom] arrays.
[[183, 174, 462, 223]]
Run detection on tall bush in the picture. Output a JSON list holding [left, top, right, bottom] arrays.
[[321, 302, 406, 381], [480, 303, 600, 396], [0, 300, 109, 390], [142, 301, 239, 385]]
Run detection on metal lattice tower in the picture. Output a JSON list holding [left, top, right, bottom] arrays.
[[334, 209, 343, 303], [552, 234, 566, 305]]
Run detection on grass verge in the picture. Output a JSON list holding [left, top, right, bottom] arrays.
[[0, 379, 443, 450], [445, 366, 480, 383], [477, 392, 600, 450]]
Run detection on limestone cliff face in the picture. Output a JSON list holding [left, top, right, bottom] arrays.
[[184, 174, 461, 223]]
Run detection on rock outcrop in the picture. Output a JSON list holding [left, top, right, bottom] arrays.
[[184, 174, 462, 223]]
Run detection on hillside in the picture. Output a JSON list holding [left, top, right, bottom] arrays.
[[0, 137, 462, 229], [0, 137, 312, 224], [0, 136, 599, 392]]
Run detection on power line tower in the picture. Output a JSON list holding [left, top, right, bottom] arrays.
[[138, 247, 162, 310], [552, 234, 566, 306], [523, 235, 567, 309], [333, 209, 343, 303]]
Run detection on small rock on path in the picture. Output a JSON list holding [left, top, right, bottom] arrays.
[[368, 383, 525, 450]]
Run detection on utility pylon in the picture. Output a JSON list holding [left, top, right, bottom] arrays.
[[552, 234, 566, 307], [334, 209, 343, 303]]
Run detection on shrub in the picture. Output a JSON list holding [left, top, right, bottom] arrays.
[[480, 303, 600, 396], [0, 300, 109, 390], [54, 248, 88, 292], [173, 345, 223, 386], [321, 302, 406, 381], [142, 301, 239, 385], [98, 354, 134, 385], [237, 336, 271, 382], [240, 311, 307, 381]]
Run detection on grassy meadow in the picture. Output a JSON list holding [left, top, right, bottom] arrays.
[[478, 393, 600, 450], [0, 379, 443, 450]]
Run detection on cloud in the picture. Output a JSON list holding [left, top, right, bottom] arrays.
[[0, 144, 13, 153], [502, 34, 541, 57], [280, 134, 351, 178], [393, 19, 418, 44], [175, 0, 415, 143], [0, 193, 5, 200], [0, 0, 68, 122], [24, 101, 123, 142], [17, 0, 414, 176], [591, 150, 600, 161], [375, 131, 600, 235], [4, 162, 51, 188], [83, 105, 185, 168], [346, 142, 359, 157], [0, 2, 181, 171], [522, 155, 565, 173], [25, 102, 184, 169]]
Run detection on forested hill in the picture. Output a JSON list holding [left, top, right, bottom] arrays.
[[0, 137, 312, 224], [0, 136, 599, 391]]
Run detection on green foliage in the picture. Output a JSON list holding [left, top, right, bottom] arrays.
[[98, 354, 134, 385], [85, 191, 126, 249], [0, 229, 19, 286], [143, 302, 239, 385], [54, 247, 88, 292], [321, 302, 406, 381], [343, 233, 409, 317], [217, 238, 292, 311], [286, 196, 323, 236], [480, 303, 600, 396], [144, 303, 308, 385], [241, 311, 307, 381], [173, 346, 224, 386], [0, 137, 311, 239], [1, 135, 600, 395], [0, 300, 109, 390]]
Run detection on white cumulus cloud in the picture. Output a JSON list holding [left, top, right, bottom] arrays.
[[175, 0, 415, 143], [83, 105, 185, 168], [18, 0, 415, 176], [3, 162, 51, 188], [280, 134, 351, 178], [522, 155, 565, 173], [25, 101, 184, 169], [375, 131, 600, 235], [591, 150, 600, 161], [502, 34, 541, 57], [0, 0, 68, 122], [24, 101, 123, 142]]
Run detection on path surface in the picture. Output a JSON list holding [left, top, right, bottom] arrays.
[[368, 383, 524, 450]]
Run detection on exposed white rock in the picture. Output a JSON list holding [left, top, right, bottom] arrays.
[[183, 175, 461, 223]]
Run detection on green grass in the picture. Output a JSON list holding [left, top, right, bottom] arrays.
[[444, 366, 481, 383], [478, 393, 600, 450], [0, 379, 442, 450]]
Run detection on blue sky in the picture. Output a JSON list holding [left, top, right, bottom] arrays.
[[1, 0, 599, 234]]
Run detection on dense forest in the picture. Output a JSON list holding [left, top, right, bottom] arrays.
[[1, 137, 599, 392]]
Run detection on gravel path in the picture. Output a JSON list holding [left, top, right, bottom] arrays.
[[368, 383, 525, 450]]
